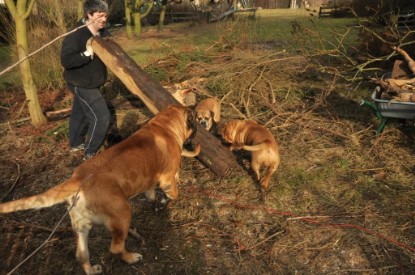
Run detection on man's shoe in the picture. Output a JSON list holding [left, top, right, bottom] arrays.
[[70, 144, 85, 152], [83, 153, 96, 161]]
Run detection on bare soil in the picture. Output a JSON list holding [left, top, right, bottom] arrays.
[[1, 20, 415, 275]]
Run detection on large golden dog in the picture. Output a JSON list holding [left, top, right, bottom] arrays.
[[220, 119, 280, 190], [0, 105, 199, 275]]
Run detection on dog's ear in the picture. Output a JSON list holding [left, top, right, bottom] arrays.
[[186, 108, 198, 139]]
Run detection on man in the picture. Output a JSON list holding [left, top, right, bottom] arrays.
[[61, 0, 111, 160]]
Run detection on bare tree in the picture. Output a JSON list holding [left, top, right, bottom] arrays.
[[4, 0, 47, 126], [125, 0, 133, 38], [125, 0, 155, 39], [134, 0, 154, 37], [158, 0, 168, 31]]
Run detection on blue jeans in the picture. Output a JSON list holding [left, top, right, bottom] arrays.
[[68, 84, 110, 155]]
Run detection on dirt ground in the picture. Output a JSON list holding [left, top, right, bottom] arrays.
[[1, 17, 415, 275]]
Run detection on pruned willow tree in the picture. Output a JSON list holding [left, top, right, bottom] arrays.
[[125, 0, 154, 39], [158, 0, 168, 31], [4, 0, 47, 126]]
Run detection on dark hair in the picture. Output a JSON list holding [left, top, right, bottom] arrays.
[[84, 0, 108, 18]]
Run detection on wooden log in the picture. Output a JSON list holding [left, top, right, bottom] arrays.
[[45, 107, 72, 120], [91, 36, 238, 177]]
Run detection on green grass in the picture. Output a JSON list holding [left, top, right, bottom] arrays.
[[0, 9, 361, 89]]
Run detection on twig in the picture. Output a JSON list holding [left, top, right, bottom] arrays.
[[0, 118, 30, 128], [1, 160, 20, 202], [348, 167, 385, 172], [245, 67, 266, 115], [287, 215, 330, 220], [16, 101, 28, 118], [244, 230, 284, 250], [229, 103, 247, 119], [264, 77, 276, 104], [3, 218, 70, 233], [241, 96, 250, 118]]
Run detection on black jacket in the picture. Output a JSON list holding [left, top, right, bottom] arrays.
[[61, 20, 110, 89]]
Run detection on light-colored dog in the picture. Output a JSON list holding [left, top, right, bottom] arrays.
[[0, 105, 200, 275], [195, 97, 221, 131], [220, 119, 280, 190]]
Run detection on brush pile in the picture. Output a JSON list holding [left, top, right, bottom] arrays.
[[371, 47, 415, 102]]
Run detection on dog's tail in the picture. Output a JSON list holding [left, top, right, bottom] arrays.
[[241, 140, 272, 152], [0, 179, 80, 214], [182, 143, 201, 158]]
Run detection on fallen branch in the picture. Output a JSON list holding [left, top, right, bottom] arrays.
[[45, 107, 72, 120]]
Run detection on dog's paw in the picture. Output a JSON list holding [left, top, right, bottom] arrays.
[[89, 264, 102, 274], [155, 198, 169, 212], [155, 189, 170, 212], [122, 252, 143, 264]]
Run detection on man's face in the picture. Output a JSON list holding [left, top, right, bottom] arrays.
[[88, 11, 108, 30]]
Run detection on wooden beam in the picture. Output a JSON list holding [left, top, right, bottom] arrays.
[[91, 36, 238, 177]]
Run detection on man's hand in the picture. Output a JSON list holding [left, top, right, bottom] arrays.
[[85, 37, 94, 60]]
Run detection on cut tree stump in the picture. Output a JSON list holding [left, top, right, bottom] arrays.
[[91, 36, 238, 177]]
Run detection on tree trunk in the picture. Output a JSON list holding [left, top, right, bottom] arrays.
[[158, 4, 167, 31], [5, 0, 47, 126], [91, 36, 238, 177], [133, 0, 143, 37], [125, 0, 133, 39], [53, 0, 67, 33], [139, 1, 154, 35]]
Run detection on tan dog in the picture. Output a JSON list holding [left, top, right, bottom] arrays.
[[0, 105, 199, 275], [195, 97, 221, 131], [220, 119, 280, 190]]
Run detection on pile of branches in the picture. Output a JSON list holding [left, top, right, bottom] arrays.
[[371, 46, 415, 102]]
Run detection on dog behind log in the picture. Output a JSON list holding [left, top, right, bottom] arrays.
[[0, 105, 199, 275], [195, 97, 221, 132], [220, 119, 280, 190]]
